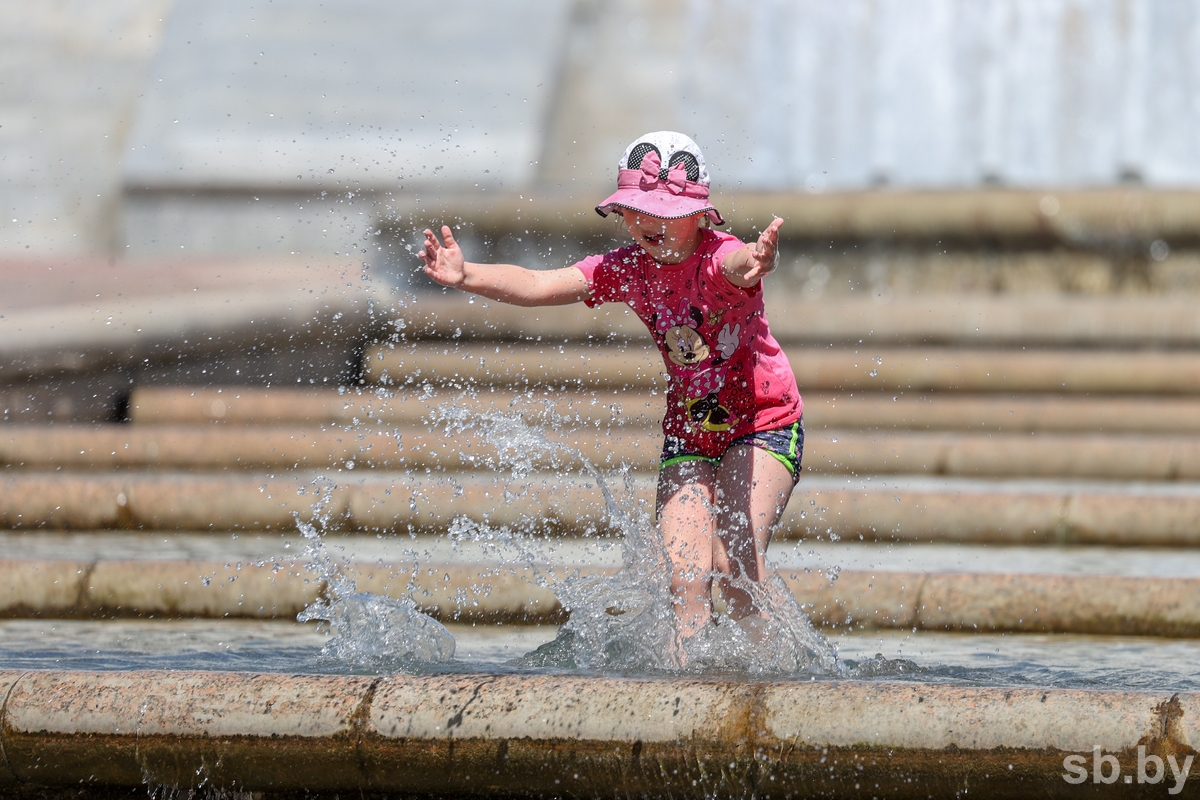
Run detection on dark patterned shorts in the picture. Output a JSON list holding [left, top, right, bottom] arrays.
[[659, 418, 804, 484]]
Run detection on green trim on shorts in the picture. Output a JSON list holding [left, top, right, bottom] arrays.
[[659, 420, 804, 477], [756, 421, 802, 479], [765, 448, 797, 475], [659, 454, 718, 471]]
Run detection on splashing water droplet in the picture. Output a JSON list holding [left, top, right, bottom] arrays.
[[294, 477, 455, 670]]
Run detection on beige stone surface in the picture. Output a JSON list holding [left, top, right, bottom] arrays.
[[918, 573, 1200, 636], [370, 673, 743, 743], [763, 293, 1200, 347], [365, 342, 1200, 394], [7, 473, 1200, 547], [127, 384, 659, 429], [346, 475, 619, 534], [782, 569, 921, 629], [1063, 492, 1200, 546], [0, 423, 658, 473], [6, 555, 1200, 635], [787, 487, 1066, 544], [378, 292, 1200, 347], [83, 559, 318, 618], [8, 423, 1200, 480], [127, 384, 1200, 434], [763, 681, 1165, 753], [0, 669, 1197, 794], [364, 342, 664, 388], [0, 475, 125, 530], [125, 476, 342, 532], [351, 563, 607, 622], [0, 559, 90, 615], [791, 347, 1200, 394], [2, 670, 374, 789]]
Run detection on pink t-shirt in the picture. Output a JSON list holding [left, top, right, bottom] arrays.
[[574, 229, 802, 458]]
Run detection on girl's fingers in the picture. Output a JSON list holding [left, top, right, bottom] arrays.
[[758, 220, 782, 252], [441, 225, 458, 249]]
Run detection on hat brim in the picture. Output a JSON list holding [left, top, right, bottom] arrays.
[[596, 188, 724, 226]]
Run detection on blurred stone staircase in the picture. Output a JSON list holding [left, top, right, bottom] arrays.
[[5, 292, 1200, 636]]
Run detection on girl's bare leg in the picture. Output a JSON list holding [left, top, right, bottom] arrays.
[[711, 445, 795, 619], [655, 459, 718, 639]]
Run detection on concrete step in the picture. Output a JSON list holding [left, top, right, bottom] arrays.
[[0, 422, 650, 472], [404, 292, 1200, 347], [6, 473, 1200, 546], [1, 532, 1194, 580], [2, 668, 1191, 796], [366, 343, 1200, 394], [0, 258, 388, 423], [127, 385, 1200, 433], [3, 555, 1200, 637], [0, 259, 383, 383], [382, 189, 1200, 244], [127, 386, 660, 428], [6, 424, 1200, 480]]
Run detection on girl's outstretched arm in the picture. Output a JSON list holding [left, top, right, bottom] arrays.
[[419, 225, 589, 307], [722, 217, 784, 288]]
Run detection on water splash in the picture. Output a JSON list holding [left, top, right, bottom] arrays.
[[292, 392, 914, 679], [300, 590, 455, 669], [295, 476, 455, 671], [434, 402, 844, 676]]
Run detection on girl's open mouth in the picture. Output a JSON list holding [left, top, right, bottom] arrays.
[[643, 233, 665, 245]]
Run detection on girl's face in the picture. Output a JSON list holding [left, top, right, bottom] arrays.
[[619, 210, 704, 264]]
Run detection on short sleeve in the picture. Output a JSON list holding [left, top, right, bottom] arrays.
[[573, 248, 639, 309], [702, 232, 758, 296]]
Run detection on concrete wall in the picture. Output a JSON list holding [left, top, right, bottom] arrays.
[[120, 0, 570, 258], [0, 0, 173, 255], [666, 0, 1200, 190], [8, 0, 1200, 259]]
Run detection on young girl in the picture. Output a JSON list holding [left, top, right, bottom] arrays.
[[419, 131, 801, 643]]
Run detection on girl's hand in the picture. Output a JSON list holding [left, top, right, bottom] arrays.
[[419, 225, 466, 287], [742, 217, 784, 283], [722, 217, 784, 287]]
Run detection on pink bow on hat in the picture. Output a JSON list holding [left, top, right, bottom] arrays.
[[595, 131, 725, 225], [637, 151, 689, 195]]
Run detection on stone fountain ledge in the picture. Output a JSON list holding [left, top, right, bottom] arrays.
[[3, 557, 1200, 637], [6, 472, 1200, 546], [0, 668, 1195, 797]]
